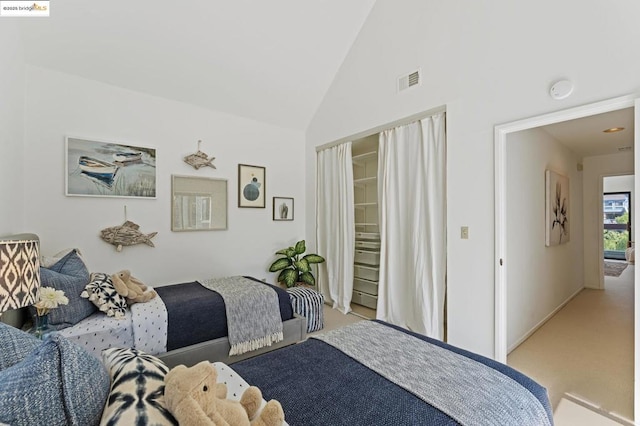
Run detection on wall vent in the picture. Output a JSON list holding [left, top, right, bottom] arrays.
[[618, 146, 633, 152], [398, 69, 421, 92]]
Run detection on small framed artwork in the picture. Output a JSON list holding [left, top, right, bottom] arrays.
[[273, 197, 294, 221], [238, 164, 266, 208], [66, 136, 156, 198], [545, 169, 570, 246]]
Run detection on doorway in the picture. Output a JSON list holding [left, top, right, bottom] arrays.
[[603, 183, 632, 261], [494, 94, 639, 420]]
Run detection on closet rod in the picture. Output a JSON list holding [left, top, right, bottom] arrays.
[[315, 105, 446, 152]]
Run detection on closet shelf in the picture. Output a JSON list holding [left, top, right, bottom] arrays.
[[355, 222, 378, 226], [352, 151, 377, 166], [354, 176, 377, 187], [354, 202, 377, 209]]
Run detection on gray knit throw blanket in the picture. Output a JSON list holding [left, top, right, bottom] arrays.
[[199, 276, 283, 356], [312, 321, 552, 426]]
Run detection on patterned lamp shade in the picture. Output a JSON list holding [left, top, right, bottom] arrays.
[[0, 234, 40, 313]]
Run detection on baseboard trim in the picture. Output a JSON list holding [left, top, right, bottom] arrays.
[[508, 286, 584, 354]]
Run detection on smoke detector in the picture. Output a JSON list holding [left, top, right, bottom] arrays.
[[549, 80, 574, 100]]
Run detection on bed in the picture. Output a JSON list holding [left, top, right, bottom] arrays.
[[57, 277, 306, 367], [0, 318, 553, 425], [230, 320, 554, 426]]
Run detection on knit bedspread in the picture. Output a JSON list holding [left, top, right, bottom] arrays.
[[199, 276, 283, 355], [312, 321, 552, 426]]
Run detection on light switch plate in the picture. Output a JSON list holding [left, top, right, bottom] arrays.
[[461, 226, 469, 239]]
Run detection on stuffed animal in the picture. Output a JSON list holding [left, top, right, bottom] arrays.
[[111, 270, 157, 305], [164, 361, 284, 426]]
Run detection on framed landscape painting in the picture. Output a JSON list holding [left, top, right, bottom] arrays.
[[66, 136, 156, 198], [545, 169, 570, 246], [238, 164, 265, 208]]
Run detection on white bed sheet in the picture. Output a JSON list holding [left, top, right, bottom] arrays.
[[58, 294, 168, 361], [59, 310, 134, 361]]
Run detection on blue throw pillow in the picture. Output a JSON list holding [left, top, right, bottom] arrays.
[[0, 333, 110, 426], [30, 249, 96, 330], [0, 322, 40, 370]]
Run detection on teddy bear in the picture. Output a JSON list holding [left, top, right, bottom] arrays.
[[164, 361, 285, 426], [111, 269, 157, 305]]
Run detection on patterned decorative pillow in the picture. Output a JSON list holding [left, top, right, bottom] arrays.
[[81, 272, 127, 319], [0, 322, 40, 371], [0, 333, 110, 426], [29, 249, 96, 330], [101, 347, 177, 425]]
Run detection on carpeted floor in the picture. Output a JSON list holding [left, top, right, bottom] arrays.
[[604, 261, 628, 277], [508, 264, 634, 422]]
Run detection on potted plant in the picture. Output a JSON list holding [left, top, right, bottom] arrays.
[[268, 240, 325, 288]]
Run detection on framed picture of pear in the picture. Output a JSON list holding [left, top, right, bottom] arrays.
[[545, 169, 570, 246]]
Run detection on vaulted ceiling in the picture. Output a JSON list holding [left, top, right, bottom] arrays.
[[18, 0, 376, 130]]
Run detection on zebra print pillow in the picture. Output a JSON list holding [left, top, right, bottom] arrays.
[[81, 272, 127, 319], [101, 347, 177, 425]]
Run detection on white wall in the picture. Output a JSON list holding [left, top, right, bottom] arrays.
[[506, 127, 584, 349], [604, 174, 634, 194], [0, 22, 25, 235], [305, 0, 640, 357], [583, 153, 634, 288], [23, 66, 306, 286]]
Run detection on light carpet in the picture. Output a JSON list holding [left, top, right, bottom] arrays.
[[508, 265, 634, 422], [554, 396, 632, 426]]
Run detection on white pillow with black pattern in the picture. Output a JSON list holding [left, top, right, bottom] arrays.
[[81, 272, 127, 319], [101, 347, 177, 426]]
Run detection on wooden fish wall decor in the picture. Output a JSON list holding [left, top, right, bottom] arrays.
[[184, 140, 216, 170], [100, 220, 157, 252]]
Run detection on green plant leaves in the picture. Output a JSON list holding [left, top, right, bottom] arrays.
[[269, 257, 291, 272], [303, 254, 325, 264], [294, 259, 310, 273], [269, 239, 324, 287], [279, 269, 298, 287], [294, 240, 306, 255], [299, 272, 315, 286]]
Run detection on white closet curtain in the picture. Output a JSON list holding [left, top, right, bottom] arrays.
[[316, 142, 355, 314], [377, 113, 446, 338]]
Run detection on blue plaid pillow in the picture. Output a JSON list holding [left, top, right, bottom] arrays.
[[0, 322, 40, 370], [0, 333, 110, 426], [30, 249, 96, 329]]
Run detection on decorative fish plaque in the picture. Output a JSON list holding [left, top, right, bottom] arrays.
[[100, 220, 157, 252], [184, 140, 216, 170]]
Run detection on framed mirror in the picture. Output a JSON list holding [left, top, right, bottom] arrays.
[[172, 175, 228, 231]]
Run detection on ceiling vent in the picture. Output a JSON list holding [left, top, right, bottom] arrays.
[[398, 69, 421, 92]]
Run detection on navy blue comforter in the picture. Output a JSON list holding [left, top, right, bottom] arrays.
[[155, 277, 293, 351], [232, 320, 553, 426]]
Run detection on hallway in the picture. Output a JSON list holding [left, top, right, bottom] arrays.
[[508, 263, 634, 421]]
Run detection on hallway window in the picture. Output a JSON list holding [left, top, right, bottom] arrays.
[[603, 191, 631, 260]]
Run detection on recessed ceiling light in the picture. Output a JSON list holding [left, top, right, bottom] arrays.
[[603, 127, 625, 133]]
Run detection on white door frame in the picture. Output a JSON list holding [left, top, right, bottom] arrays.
[[494, 94, 638, 416]]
